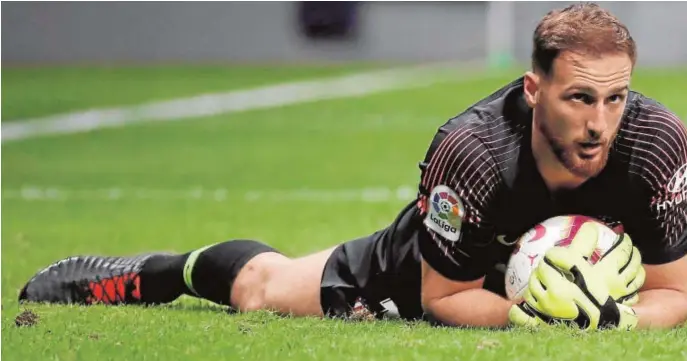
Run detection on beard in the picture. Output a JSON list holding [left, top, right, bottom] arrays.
[[537, 120, 611, 179]]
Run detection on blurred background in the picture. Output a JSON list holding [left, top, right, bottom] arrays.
[[4, 2, 687, 66]]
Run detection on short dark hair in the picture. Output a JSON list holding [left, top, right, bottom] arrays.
[[532, 3, 637, 77]]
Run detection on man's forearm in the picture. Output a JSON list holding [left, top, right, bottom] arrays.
[[634, 289, 687, 329], [424, 288, 514, 328]]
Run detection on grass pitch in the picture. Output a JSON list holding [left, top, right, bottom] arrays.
[[2, 65, 687, 361]]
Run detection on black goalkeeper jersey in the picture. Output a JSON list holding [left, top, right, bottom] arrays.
[[338, 77, 687, 320], [414, 76, 687, 283]]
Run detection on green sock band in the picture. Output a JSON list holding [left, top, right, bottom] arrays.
[[183, 244, 216, 297]]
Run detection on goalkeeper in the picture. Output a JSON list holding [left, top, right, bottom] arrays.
[[19, 3, 687, 330]]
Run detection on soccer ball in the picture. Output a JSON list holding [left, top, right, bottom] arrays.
[[504, 215, 621, 302]]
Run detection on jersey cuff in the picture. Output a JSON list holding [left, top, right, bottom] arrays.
[[640, 241, 687, 265], [418, 235, 487, 282], [639, 231, 687, 265]]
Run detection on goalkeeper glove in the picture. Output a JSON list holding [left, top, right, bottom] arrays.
[[509, 223, 639, 330], [592, 233, 645, 306]]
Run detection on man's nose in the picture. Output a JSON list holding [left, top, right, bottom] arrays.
[[586, 107, 609, 139]]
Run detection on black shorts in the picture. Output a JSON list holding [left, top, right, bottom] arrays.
[[317, 202, 508, 321], [319, 234, 419, 320], [318, 201, 426, 321]]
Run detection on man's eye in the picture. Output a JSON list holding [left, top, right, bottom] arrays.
[[571, 93, 593, 104], [608, 94, 625, 103]]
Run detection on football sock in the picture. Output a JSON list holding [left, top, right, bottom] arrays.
[[139, 240, 280, 306]]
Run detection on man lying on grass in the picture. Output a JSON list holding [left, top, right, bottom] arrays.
[[20, 3, 687, 330]]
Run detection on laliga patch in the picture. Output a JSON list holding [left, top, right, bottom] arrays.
[[423, 185, 465, 242]]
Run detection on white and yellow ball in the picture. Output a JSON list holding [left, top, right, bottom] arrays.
[[505, 215, 621, 302]]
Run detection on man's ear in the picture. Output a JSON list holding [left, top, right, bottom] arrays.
[[523, 71, 540, 108]]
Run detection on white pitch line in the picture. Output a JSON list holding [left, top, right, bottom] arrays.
[[2, 186, 418, 203], [1, 62, 483, 143]]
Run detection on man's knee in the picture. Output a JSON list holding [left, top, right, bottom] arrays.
[[230, 246, 336, 316], [230, 252, 291, 312]]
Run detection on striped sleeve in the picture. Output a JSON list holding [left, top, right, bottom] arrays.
[[623, 102, 687, 264], [417, 127, 503, 281]]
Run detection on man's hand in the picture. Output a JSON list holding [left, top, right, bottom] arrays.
[[509, 223, 644, 330], [509, 246, 639, 330], [592, 233, 646, 305]]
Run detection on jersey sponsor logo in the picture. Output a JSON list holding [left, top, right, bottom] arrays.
[[656, 164, 687, 212], [423, 185, 465, 242], [656, 191, 686, 212], [667, 164, 687, 193]]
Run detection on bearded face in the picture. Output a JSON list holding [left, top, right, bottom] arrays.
[[527, 51, 631, 178]]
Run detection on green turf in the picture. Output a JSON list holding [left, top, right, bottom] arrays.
[[1, 65, 380, 121], [2, 66, 686, 361]]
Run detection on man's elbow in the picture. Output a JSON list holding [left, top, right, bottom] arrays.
[[420, 295, 451, 327], [421, 294, 478, 328], [673, 287, 687, 316], [419, 284, 465, 326], [420, 290, 439, 313]]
